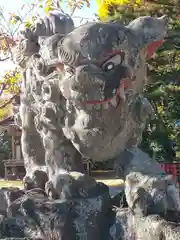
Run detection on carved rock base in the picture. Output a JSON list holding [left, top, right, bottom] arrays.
[[0, 185, 111, 239], [0, 185, 179, 240], [110, 209, 180, 240]]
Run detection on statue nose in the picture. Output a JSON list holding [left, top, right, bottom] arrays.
[[159, 15, 168, 23]]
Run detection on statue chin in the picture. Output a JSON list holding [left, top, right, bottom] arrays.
[[62, 89, 147, 162]]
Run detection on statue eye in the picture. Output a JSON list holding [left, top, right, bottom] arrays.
[[102, 54, 122, 72], [103, 62, 115, 71]]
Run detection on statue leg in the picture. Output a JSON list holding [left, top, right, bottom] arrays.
[[39, 127, 90, 199], [20, 102, 48, 190], [34, 103, 95, 199], [43, 129, 83, 175]]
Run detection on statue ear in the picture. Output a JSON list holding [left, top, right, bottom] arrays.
[[48, 10, 75, 35], [39, 34, 64, 66], [127, 15, 168, 58]]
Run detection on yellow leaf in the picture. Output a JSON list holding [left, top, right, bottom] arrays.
[[10, 17, 17, 25], [96, 0, 143, 19], [0, 102, 12, 121], [1, 69, 21, 96], [45, 6, 52, 15], [10, 14, 21, 25], [24, 21, 32, 29], [0, 39, 8, 51], [44, 0, 56, 15]]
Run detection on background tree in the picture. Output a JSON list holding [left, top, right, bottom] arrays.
[[96, 0, 180, 163], [0, 131, 12, 177], [0, 0, 90, 121]]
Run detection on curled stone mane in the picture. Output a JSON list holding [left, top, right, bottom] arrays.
[[2, 12, 179, 240]]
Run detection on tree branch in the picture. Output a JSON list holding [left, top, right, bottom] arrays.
[[0, 83, 6, 96], [0, 93, 19, 109], [12, 3, 37, 36]]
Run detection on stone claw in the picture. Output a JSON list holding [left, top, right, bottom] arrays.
[[45, 171, 100, 200], [23, 169, 48, 190]]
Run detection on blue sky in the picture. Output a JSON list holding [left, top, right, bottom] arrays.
[[0, 0, 98, 76], [0, 0, 98, 25]]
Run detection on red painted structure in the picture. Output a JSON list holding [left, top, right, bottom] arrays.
[[160, 163, 180, 185]]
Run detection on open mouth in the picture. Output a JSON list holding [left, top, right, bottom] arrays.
[[82, 79, 129, 108]]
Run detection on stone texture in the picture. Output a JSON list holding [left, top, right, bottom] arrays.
[[9, 11, 180, 240], [0, 187, 179, 240], [1, 185, 111, 240], [110, 209, 180, 240], [114, 148, 180, 215], [0, 188, 24, 215], [14, 13, 168, 191]]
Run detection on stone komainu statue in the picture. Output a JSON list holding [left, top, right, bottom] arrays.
[[14, 11, 180, 215]]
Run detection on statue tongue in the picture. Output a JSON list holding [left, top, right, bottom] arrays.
[[147, 39, 165, 58]]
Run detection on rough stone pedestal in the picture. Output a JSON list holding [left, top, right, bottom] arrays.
[[0, 178, 180, 240], [0, 181, 112, 240]]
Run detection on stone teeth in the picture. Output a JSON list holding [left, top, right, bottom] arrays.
[[102, 102, 109, 110], [110, 97, 117, 107], [119, 85, 126, 101]]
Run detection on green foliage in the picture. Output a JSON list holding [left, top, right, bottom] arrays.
[[140, 1, 180, 162], [0, 132, 12, 177], [2, 69, 21, 95], [97, 0, 180, 162], [0, 68, 21, 120], [0, 132, 12, 158]]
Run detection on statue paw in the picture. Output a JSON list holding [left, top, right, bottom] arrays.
[[23, 169, 48, 190], [45, 171, 106, 200]]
